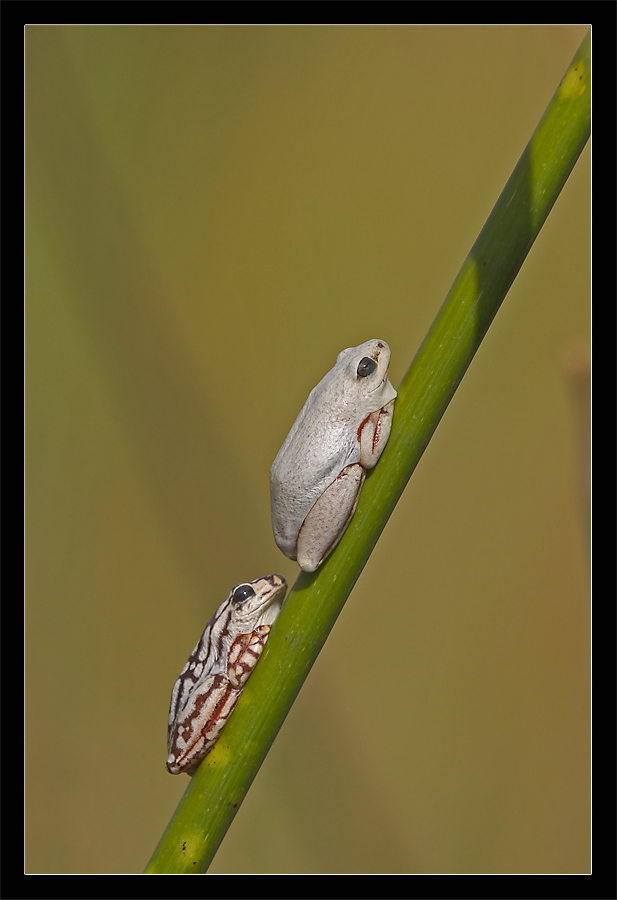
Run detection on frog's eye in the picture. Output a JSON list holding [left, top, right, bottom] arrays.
[[357, 357, 377, 378], [232, 584, 256, 605]]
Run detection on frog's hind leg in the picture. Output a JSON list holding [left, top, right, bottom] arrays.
[[166, 674, 239, 775], [296, 464, 364, 572]]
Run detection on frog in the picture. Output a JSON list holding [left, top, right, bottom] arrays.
[[166, 573, 287, 775], [270, 339, 397, 573]]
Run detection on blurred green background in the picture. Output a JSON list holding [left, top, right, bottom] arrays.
[[26, 25, 590, 874]]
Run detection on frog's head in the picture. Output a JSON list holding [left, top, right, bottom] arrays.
[[337, 339, 397, 409], [226, 573, 287, 634]]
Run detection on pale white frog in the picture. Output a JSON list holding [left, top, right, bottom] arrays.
[[167, 574, 287, 775], [270, 339, 397, 572]]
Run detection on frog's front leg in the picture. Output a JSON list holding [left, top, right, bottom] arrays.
[[296, 463, 365, 572], [358, 398, 396, 468], [166, 674, 241, 775], [227, 625, 272, 689]]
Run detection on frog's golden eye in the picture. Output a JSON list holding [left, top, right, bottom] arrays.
[[231, 584, 256, 605], [357, 357, 377, 378]]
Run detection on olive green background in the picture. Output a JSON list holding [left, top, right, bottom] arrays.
[[26, 25, 590, 874]]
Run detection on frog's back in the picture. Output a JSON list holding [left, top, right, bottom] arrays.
[[270, 403, 359, 559]]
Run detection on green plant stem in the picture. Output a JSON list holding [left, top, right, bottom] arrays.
[[145, 31, 590, 875]]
